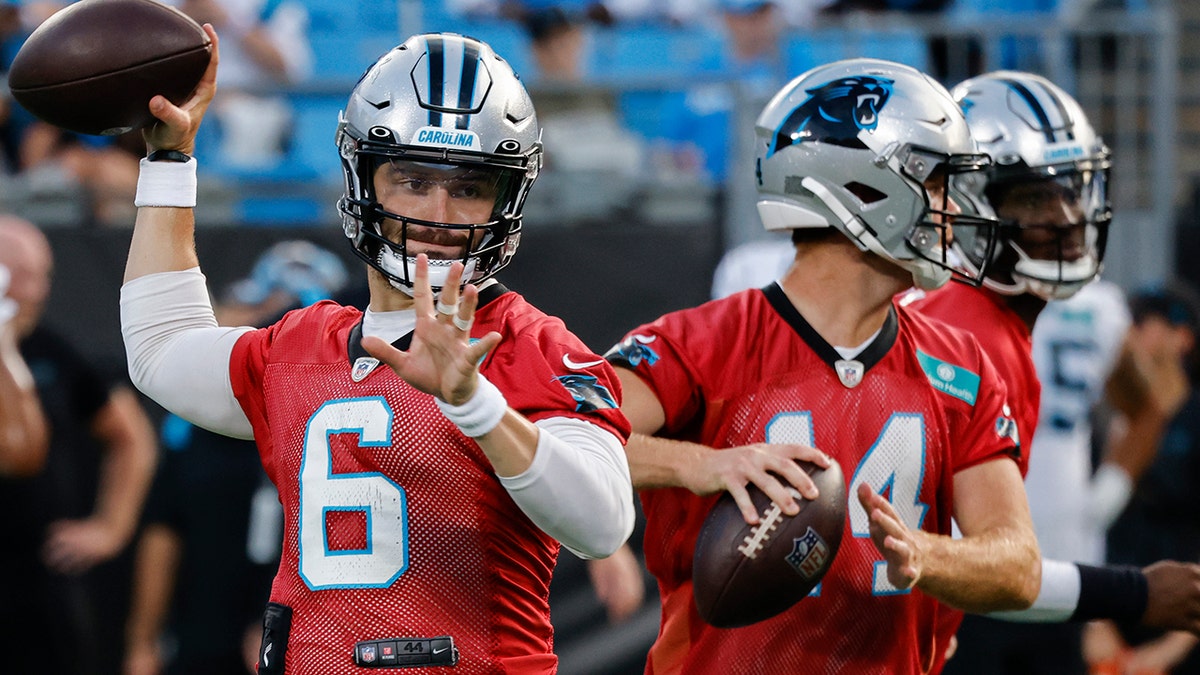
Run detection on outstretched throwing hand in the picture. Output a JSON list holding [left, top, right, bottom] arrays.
[[362, 254, 502, 405], [857, 481, 922, 590]]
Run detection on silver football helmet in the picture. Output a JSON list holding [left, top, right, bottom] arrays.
[[754, 58, 1000, 290], [336, 33, 542, 294], [950, 71, 1111, 300]]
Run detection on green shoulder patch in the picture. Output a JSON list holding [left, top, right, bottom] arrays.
[[916, 350, 980, 406]]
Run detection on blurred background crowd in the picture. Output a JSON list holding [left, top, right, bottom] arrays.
[[0, 0, 1196, 674]]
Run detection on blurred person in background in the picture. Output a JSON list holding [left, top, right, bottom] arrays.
[[167, 0, 312, 170], [5, 2, 145, 227], [516, 4, 649, 226], [124, 240, 348, 675], [17, 123, 144, 227], [1084, 281, 1200, 675], [0, 258, 47, 476], [0, 214, 157, 675]]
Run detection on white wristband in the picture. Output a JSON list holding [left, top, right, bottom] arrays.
[[134, 157, 198, 208], [436, 374, 507, 437]]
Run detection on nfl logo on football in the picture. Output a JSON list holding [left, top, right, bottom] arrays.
[[785, 527, 830, 580]]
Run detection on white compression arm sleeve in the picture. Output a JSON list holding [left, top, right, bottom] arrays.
[[989, 558, 1081, 623], [500, 416, 635, 560], [120, 268, 254, 439]]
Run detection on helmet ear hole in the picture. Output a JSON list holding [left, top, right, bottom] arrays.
[[845, 182, 887, 205]]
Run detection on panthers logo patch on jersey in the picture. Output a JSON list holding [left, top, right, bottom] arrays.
[[605, 334, 661, 369], [554, 374, 616, 412], [769, 75, 895, 157], [995, 403, 1020, 446]]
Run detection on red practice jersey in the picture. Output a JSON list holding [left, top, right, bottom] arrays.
[[903, 282, 1040, 675], [229, 284, 630, 675], [905, 282, 1038, 475], [608, 284, 1020, 675]]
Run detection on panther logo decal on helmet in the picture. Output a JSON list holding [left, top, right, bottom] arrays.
[[768, 76, 894, 157]]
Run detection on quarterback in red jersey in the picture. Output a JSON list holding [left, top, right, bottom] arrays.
[[608, 58, 1041, 675], [119, 29, 635, 674]]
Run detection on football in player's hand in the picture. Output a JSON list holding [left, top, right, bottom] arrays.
[[692, 458, 847, 628], [8, 0, 211, 136]]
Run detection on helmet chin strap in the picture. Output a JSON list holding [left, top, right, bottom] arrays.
[[377, 247, 478, 296]]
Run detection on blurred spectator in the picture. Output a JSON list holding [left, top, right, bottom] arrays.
[[635, 0, 791, 246], [822, 0, 951, 13], [166, 0, 313, 170], [0, 0, 31, 175], [0, 214, 157, 674], [0, 2, 143, 227], [521, 6, 646, 179], [0, 259, 47, 476], [17, 123, 143, 227], [124, 240, 346, 675], [124, 419, 278, 675], [1085, 280, 1200, 674], [219, 239, 349, 325]]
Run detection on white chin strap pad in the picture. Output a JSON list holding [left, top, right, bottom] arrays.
[[378, 248, 479, 296]]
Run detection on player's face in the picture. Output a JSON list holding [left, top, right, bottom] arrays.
[[372, 160, 501, 259], [924, 172, 962, 227], [993, 176, 1089, 264]]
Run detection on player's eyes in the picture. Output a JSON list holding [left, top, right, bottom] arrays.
[[396, 177, 434, 193], [447, 181, 494, 200]]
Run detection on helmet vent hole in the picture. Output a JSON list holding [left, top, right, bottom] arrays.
[[845, 182, 887, 205]]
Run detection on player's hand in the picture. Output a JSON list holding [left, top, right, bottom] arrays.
[[587, 544, 646, 624], [42, 516, 128, 574], [1133, 335, 1190, 421], [685, 442, 831, 525], [362, 254, 501, 405], [142, 23, 219, 155], [857, 481, 922, 590], [1141, 560, 1200, 633]]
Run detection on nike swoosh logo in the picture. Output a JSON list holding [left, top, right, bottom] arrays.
[[263, 643, 272, 666], [562, 354, 605, 370], [432, 646, 449, 655]]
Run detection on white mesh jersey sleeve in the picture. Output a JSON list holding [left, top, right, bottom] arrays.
[[120, 268, 254, 439]]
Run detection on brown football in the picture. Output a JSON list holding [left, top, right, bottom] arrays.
[[8, 0, 211, 136], [692, 458, 847, 628]]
